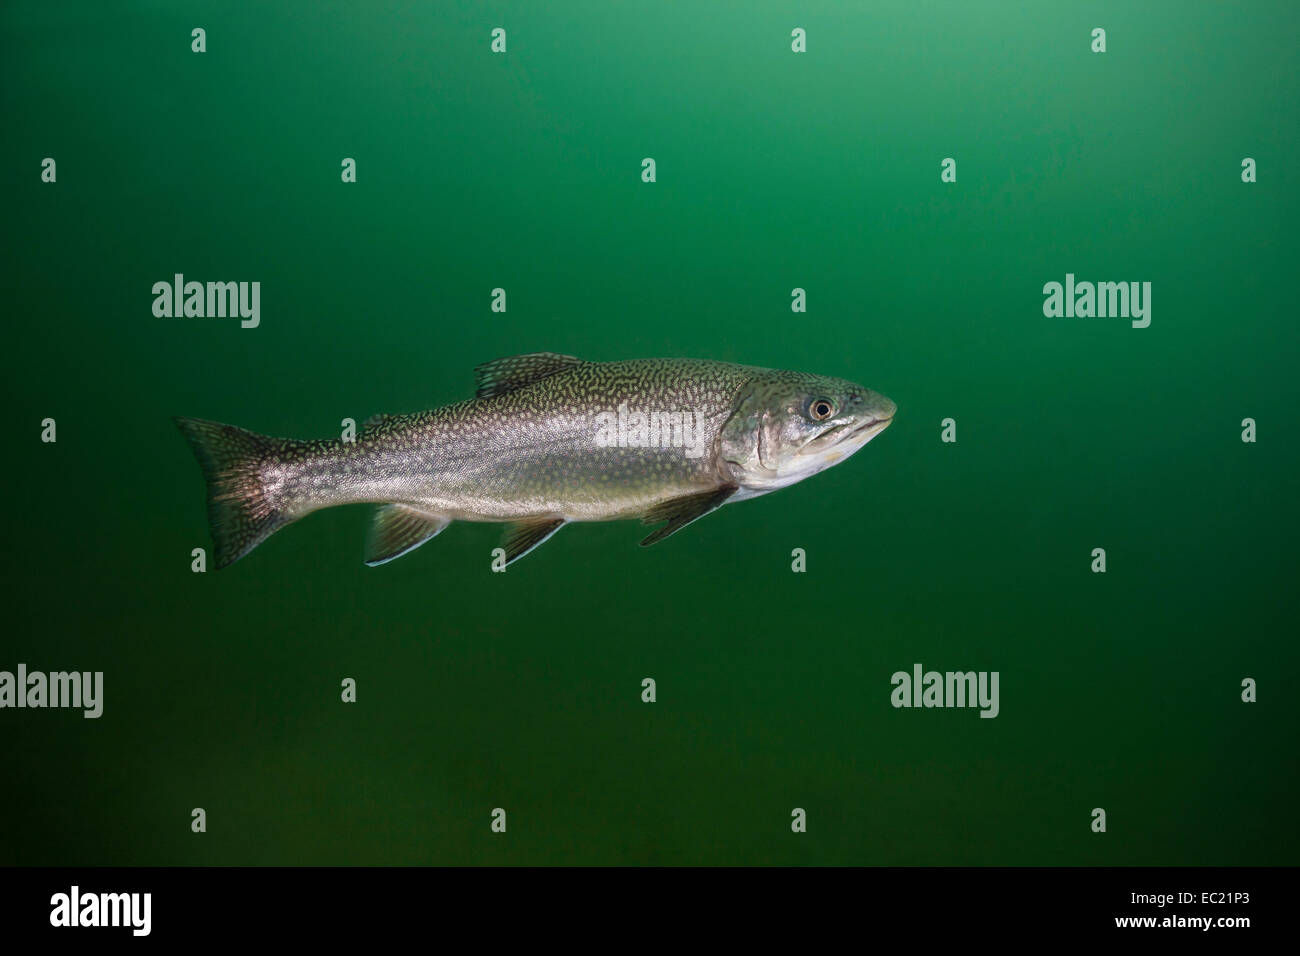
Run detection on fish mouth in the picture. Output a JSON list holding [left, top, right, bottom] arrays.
[[849, 414, 892, 436], [798, 415, 892, 455]]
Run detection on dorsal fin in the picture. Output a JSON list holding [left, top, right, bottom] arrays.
[[474, 352, 585, 399]]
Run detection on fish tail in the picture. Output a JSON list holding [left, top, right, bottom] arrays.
[[175, 416, 295, 568]]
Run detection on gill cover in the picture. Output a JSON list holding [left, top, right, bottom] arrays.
[[720, 386, 783, 481]]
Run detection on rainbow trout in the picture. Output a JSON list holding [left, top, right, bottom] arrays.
[[177, 352, 896, 568]]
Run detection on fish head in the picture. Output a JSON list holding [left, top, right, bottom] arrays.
[[720, 370, 896, 492]]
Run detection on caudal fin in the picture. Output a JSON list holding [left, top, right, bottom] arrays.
[[175, 417, 291, 568]]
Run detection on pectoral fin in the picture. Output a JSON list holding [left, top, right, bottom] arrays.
[[501, 517, 568, 566], [365, 505, 450, 566], [639, 485, 737, 547]]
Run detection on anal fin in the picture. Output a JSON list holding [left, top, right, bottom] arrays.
[[365, 505, 450, 566], [501, 517, 567, 567], [639, 485, 737, 547]]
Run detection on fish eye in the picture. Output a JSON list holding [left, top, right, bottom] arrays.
[[808, 398, 836, 421]]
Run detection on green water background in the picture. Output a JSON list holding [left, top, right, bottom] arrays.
[[2, 1, 1297, 864]]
